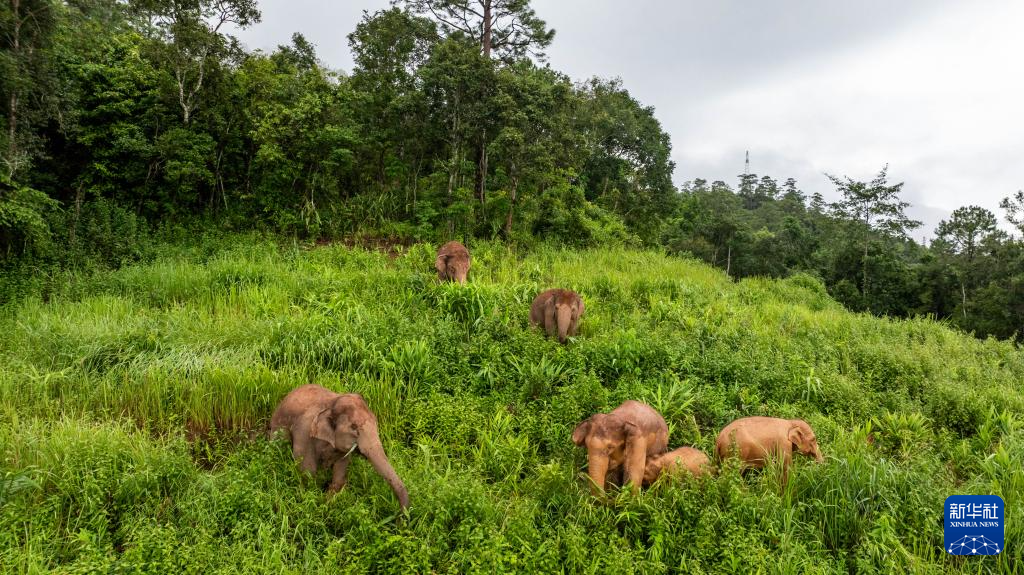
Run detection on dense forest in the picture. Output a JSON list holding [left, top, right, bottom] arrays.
[[2, 0, 1023, 340]]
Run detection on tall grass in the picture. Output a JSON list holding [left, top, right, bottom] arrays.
[[1, 238, 1021, 573]]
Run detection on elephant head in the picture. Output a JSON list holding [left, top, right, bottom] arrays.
[[435, 241, 470, 284], [310, 395, 410, 511], [545, 290, 584, 344], [573, 413, 623, 493], [788, 419, 823, 463], [572, 400, 667, 494]]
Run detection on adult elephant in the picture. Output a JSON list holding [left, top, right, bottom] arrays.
[[715, 416, 823, 484], [572, 400, 668, 494], [270, 384, 409, 511]]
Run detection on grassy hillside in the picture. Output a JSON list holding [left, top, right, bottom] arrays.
[[1, 237, 1021, 574]]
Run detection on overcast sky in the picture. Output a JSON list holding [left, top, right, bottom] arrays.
[[232, 0, 1024, 237]]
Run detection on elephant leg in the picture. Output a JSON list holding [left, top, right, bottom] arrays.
[[294, 440, 318, 475], [544, 305, 558, 339], [780, 452, 792, 487], [327, 456, 351, 494], [623, 437, 648, 493]]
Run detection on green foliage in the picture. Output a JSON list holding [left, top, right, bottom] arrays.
[[2, 240, 1022, 573], [0, 175, 57, 258], [5, 0, 1024, 345]]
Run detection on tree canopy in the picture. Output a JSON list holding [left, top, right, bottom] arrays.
[[1, 0, 1022, 342]]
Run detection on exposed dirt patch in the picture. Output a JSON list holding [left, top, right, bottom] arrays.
[[314, 235, 414, 260]]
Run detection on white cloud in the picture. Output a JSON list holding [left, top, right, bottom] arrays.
[[675, 0, 1024, 233]]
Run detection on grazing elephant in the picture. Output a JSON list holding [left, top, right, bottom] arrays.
[[435, 241, 471, 284], [572, 400, 668, 494], [643, 446, 713, 484], [715, 417, 823, 483], [270, 384, 410, 511], [529, 288, 585, 344]]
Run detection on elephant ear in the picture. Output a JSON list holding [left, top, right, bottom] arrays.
[[573, 295, 585, 319], [787, 424, 806, 451], [543, 294, 558, 336], [310, 408, 336, 448], [544, 292, 557, 311], [571, 419, 592, 446], [434, 253, 448, 274]]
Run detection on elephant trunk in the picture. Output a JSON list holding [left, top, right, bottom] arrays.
[[586, 450, 609, 495], [359, 436, 410, 511], [557, 305, 571, 343]]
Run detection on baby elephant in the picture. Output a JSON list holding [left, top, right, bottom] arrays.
[[716, 417, 823, 483], [529, 288, 584, 344], [643, 447, 713, 485], [435, 241, 471, 283], [270, 384, 410, 511], [572, 400, 668, 494]]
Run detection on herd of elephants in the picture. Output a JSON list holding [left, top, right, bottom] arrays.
[[268, 241, 825, 512]]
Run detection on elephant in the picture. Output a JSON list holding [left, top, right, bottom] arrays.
[[572, 400, 668, 494], [715, 417, 823, 483], [529, 288, 585, 344], [643, 446, 713, 484], [270, 384, 410, 511], [435, 241, 471, 284]]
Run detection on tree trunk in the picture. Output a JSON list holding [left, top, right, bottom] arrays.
[[411, 157, 421, 214], [862, 241, 870, 312], [503, 170, 518, 238], [69, 183, 83, 248], [475, 132, 488, 218], [475, 0, 492, 223], [726, 244, 732, 277], [481, 0, 492, 58], [961, 279, 967, 321], [446, 145, 459, 236], [6, 0, 22, 178]]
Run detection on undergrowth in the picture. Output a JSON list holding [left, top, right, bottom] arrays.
[[1, 238, 1021, 573]]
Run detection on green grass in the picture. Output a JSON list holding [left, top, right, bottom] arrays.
[[1, 236, 1021, 573]]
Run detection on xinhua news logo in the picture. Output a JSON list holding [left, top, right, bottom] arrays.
[[944, 495, 1004, 556]]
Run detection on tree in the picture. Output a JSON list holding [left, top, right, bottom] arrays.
[[827, 165, 921, 310], [489, 62, 574, 237], [400, 0, 554, 61], [1000, 190, 1024, 235], [417, 36, 495, 235], [576, 77, 677, 243], [935, 206, 998, 321], [348, 8, 438, 207], [936, 206, 997, 263], [0, 0, 58, 178], [400, 0, 555, 222], [129, 0, 259, 125], [664, 181, 747, 274]]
